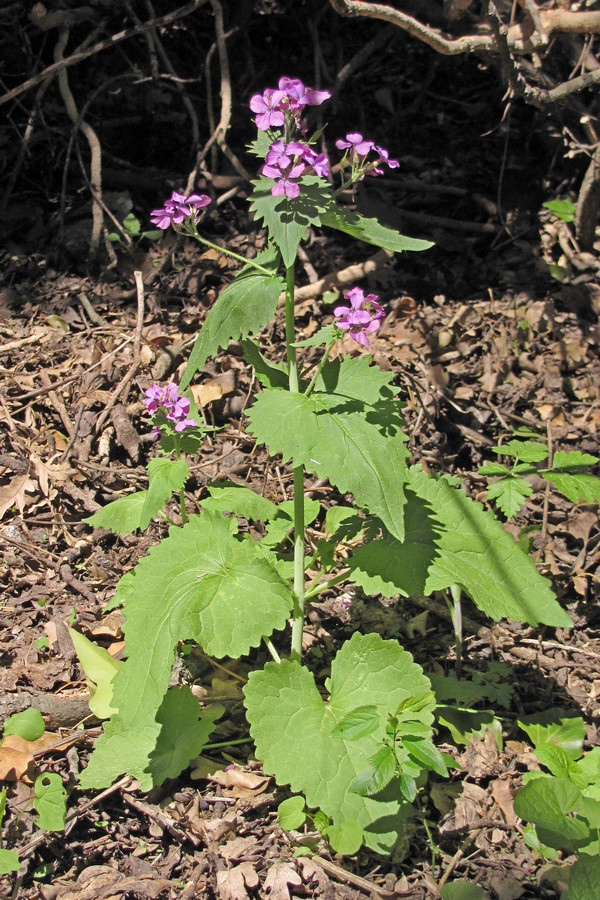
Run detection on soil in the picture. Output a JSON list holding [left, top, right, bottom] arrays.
[[1, 2, 600, 898]]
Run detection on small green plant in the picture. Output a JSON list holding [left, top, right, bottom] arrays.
[[479, 437, 600, 518], [77, 76, 572, 857], [106, 213, 162, 251], [514, 711, 600, 898], [543, 197, 576, 223], [0, 710, 68, 876]]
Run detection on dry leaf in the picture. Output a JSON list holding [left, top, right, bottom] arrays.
[[0, 472, 37, 519], [216, 863, 259, 900], [262, 862, 302, 900], [208, 766, 271, 798], [190, 371, 237, 408], [220, 835, 259, 862]]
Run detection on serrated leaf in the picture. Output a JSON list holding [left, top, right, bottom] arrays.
[[320, 206, 433, 253], [249, 176, 332, 267], [180, 247, 284, 389], [80, 511, 293, 789], [243, 632, 433, 854], [478, 461, 511, 476], [3, 707, 45, 741], [349, 465, 572, 628], [148, 690, 223, 786], [247, 356, 409, 541], [493, 440, 548, 462], [84, 491, 148, 536], [0, 849, 20, 875], [240, 338, 289, 389], [552, 449, 599, 469], [202, 481, 278, 522], [534, 743, 587, 785], [350, 745, 397, 797], [485, 475, 533, 518], [403, 738, 448, 777], [104, 569, 136, 612], [69, 628, 122, 718], [543, 471, 600, 504], [293, 325, 338, 348], [34, 773, 66, 831], [569, 856, 600, 900], [333, 706, 379, 739]]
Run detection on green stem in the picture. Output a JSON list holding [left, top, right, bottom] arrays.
[[173, 437, 188, 525], [304, 339, 337, 398], [284, 264, 306, 663], [187, 224, 273, 275], [264, 636, 281, 664], [304, 569, 350, 600], [448, 584, 463, 678]]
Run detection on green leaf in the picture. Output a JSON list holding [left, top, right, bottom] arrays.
[[493, 440, 548, 462], [243, 632, 433, 854], [436, 708, 502, 746], [84, 458, 189, 535], [518, 711, 586, 757], [84, 491, 148, 536], [262, 497, 320, 548], [569, 856, 600, 900], [240, 339, 289, 389], [350, 745, 397, 797], [485, 475, 533, 518], [478, 461, 511, 476], [542, 468, 600, 504], [440, 883, 485, 900], [534, 743, 588, 786], [247, 356, 410, 541], [202, 481, 278, 522], [80, 511, 293, 789], [104, 569, 136, 612], [180, 246, 285, 389], [34, 773, 66, 831], [333, 706, 379, 740], [69, 628, 122, 719], [148, 691, 223, 786], [319, 206, 433, 253], [326, 819, 363, 855], [0, 849, 20, 875], [403, 738, 448, 777], [513, 776, 590, 850], [123, 213, 141, 235], [349, 465, 572, 628], [3, 708, 45, 741], [293, 325, 338, 348], [249, 176, 333, 267], [543, 198, 575, 222], [278, 795, 306, 830], [552, 449, 599, 469]]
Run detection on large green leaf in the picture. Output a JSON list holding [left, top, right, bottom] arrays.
[[247, 355, 409, 541], [69, 628, 122, 719], [79, 510, 294, 788], [319, 206, 433, 253], [249, 176, 333, 268], [84, 458, 189, 535], [244, 632, 432, 853], [180, 246, 284, 389], [513, 776, 590, 851], [348, 465, 571, 628], [569, 855, 600, 900]]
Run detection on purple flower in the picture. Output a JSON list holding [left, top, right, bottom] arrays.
[[333, 287, 386, 346], [277, 77, 330, 111], [249, 88, 286, 131], [144, 382, 198, 433], [150, 191, 211, 230], [335, 133, 375, 159], [302, 146, 330, 177]]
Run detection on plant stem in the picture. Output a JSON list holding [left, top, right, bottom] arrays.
[[284, 264, 306, 662], [264, 636, 281, 664], [304, 569, 350, 600], [304, 339, 337, 398], [448, 584, 463, 678], [173, 437, 188, 525], [188, 224, 273, 275]]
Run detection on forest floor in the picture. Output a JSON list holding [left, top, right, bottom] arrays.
[[2, 39, 600, 899]]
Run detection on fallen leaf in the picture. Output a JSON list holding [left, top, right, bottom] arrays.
[[262, 862, 302, 900], [0, 472, 37, 519], [208, 766, 271, 798], [190, 371, 237, 408], [216, 863, 259, 900]]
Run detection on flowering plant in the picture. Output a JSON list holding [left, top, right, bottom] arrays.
[[80, 76, 571, 857]]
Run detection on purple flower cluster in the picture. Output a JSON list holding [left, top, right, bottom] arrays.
[[262, 140, 329, 199], [335, 133, 399, 179], [333, 287, 385, 347], [250, 77, 331, 131], [144, 382, 197, 433], [150, 191, 211, 230]]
